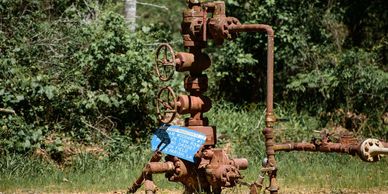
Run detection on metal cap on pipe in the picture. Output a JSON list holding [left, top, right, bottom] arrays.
[[231, 158, 249, 170], [359, 138, 388, 162]]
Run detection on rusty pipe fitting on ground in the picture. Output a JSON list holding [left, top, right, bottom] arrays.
[[144, 180, 157, 194], [273, 138, 388, 163], [359, 138, 388, 162], [273, 142, 359, 154]]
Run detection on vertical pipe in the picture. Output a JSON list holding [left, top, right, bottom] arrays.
[[266, 32, 275, 119], [229, 24, 278, 193], [228, 24, 275, 124]]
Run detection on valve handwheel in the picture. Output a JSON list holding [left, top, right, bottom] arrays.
[[156, 86, 178, 124], [155, 43, 176, 81]]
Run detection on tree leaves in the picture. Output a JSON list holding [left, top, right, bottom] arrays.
[[0, 2, 158, 154]]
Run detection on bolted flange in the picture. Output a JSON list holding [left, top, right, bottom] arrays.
[[359, 138, 388, 162]]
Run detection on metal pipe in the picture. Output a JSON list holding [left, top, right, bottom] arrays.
[[273, 142, 359, 155], [228, 24, 278, 194], [369, 146, 388, 155], [228, 24, 275, 124], [145, 161, 175, 174], [359, 138, 388, 162]]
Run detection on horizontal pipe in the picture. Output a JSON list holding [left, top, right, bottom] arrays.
[[273, 142, 359, 155], [231, 158, 249, 170], [145, 161, 175, 174], [369, 146, 388, 155]]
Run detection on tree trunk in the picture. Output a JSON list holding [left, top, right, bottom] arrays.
[[124, 0, 137, 32]]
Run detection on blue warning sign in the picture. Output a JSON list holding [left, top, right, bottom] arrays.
[[151, 125, 206, 162]]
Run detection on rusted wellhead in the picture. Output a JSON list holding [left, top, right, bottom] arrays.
[[128, 1, 388, 194]]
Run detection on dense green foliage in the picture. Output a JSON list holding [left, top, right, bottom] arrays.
[[210, 0, 388, 137], [0, 1, 163, 155], [0, 0, 387, 158]]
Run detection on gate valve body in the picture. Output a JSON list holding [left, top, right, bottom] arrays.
[[155, 43, 212, 81], [175, 52, 211, 73], [177, 95, 212, 115], [156, 86, 212, 124], [181, 1, 241, 47]]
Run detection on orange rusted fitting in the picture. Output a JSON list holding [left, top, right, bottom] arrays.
[[145, 162, 174, 174], [144, 180, 157, 194], [188, 126, 216, 145], [203, 149, 214, 159], [265, 113, 276, 128], [175, 52, 194, 70], [184, 74, 208, 92], [181, 5, 206, 47], [177, 95, 212, 114], [231, 158, 249, 170], [212, 165, 241, 187], [174, 159, 189, 177], [175, 52, 211, 73], [185, 116, 209, 126]]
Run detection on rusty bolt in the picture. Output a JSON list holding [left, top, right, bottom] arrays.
[[203, 149, 214, 159]]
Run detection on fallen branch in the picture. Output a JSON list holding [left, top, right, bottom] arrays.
[[0, 108, 16, 115], [137, 2, 169, 11], [81, 120, 113, 140]]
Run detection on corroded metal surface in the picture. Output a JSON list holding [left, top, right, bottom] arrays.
[[273, 134, 388, 163], [145, 1, 251, 193]]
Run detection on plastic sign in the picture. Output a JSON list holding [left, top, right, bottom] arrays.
[[151, 125, 206, 162]]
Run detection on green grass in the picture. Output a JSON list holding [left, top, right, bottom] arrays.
[[1, 152, 386, 193], [0, 103, 387, 193], [0, 150, 181, 193], [277, 152, 388, 191]]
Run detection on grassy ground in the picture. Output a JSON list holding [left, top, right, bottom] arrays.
[[0, 104, 387, 193], [1, 152, 387, 193]]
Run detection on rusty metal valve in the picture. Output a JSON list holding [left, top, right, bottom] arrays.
[[156, 86, 212, 124], [359, 138, 388, 162], [155, 43, 176, 81]]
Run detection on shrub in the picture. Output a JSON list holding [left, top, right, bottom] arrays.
[[0, 2, 160, 155]]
